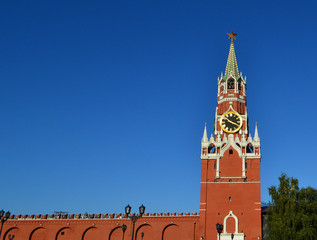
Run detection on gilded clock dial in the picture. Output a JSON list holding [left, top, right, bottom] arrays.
[[220, 111, 242, 133]]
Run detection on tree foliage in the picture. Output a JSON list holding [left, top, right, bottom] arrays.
[[268, 173, 317, 240]]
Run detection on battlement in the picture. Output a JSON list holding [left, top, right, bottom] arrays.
[[8, 212, 199, 220]]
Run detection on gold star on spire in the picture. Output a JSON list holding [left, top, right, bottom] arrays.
[[227, 31, 237, 40]]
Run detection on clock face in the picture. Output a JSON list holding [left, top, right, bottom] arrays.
[[220, 111, 242, 133]]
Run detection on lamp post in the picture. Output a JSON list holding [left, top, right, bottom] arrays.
[[141, 232, 144, 240], [216, 223, 223, 240], [231, 233, 234, 240], [0, 210, 11, 238], [125, 204, 145, 240], [8, 234, 15, 240], [122, 224, 127, 240]]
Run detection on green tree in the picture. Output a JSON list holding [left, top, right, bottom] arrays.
[[268, 173, 317, 240]]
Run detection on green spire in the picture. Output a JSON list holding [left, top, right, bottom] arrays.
[[224, 38, 239, 79], [217, 32, 245, 85]]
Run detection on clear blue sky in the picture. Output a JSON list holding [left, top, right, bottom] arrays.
[[1, 0, 316, 215]]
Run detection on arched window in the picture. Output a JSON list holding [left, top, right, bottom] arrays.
[[247, 143, 254, 153], [228, 79, 234, 89], [209, 144, 216, 153]]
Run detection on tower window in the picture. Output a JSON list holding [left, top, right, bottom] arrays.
[[247, 143, 254, 153], [245, 162, 248, 169], [209, 144, 216, 153], [214, 179, 218, 182], [228, 79, 234, 89], [229, 149, 233, 154], [244, 179, 247, 182], [238, 80, 241, 90], [229, 179, 232, 182], [214, 163, 217, 169], [229, 196, 232, 201]]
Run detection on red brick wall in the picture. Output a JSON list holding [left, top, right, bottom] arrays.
[[1, 215, 199, 240]]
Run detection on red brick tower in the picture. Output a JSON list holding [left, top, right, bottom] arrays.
[[199, 32, 262, 240]]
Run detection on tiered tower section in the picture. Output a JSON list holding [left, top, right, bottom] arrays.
[[199, 32, 262, 240]]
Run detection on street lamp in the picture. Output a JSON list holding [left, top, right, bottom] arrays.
[[8, 234, 15, 240], [0, 210, 11, 238], [122, 224, 127, 240], [216, 223, 223, 240], [231, 233, 234, 240], [125, 204, 146, 240], [141, 232, 144, 240]]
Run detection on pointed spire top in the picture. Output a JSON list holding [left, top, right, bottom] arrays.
[[202, 122, 208, 143], [210, 133, 214, 142], [248, 133, 252, 142], [224, 31, 240, 80], [254, 122, 260, 142]]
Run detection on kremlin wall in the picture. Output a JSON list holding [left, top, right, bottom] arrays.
[[2, 212, 199, 239]]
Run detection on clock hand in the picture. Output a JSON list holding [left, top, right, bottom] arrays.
[[224, 117, 240, 127]]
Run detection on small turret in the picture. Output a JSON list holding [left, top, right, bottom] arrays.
[[254, 122, 260, 142], [248, 133, 252, 142], [210, 133, 214, 142], [202, 122, 208, 143], [201, 123, 209, 156]]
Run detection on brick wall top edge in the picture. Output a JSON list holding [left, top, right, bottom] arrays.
[[7, 213, 199, 221]]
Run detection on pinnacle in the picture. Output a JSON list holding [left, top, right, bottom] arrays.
[[254, 122, 260, 142], [202, 123, 208, 143]]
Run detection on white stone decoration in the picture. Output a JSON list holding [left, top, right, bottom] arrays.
[[219, 211, 245, 240]]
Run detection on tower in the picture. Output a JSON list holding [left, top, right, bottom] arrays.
[[199, 32, 261, 240]]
